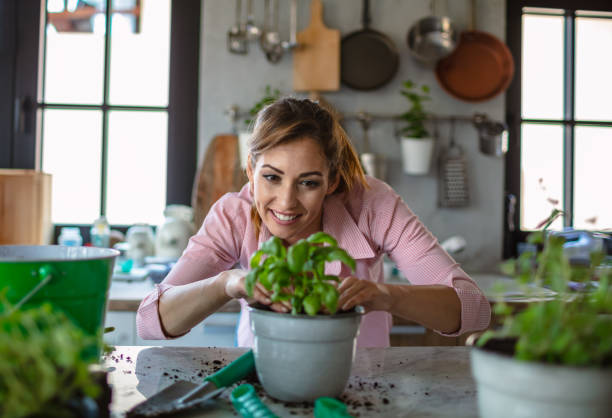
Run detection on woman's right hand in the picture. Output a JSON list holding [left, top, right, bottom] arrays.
[[223, 269, 290, 313]]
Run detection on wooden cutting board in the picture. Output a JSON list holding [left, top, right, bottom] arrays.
[[191, 134, 248, 229], [293, 0, 340, 92]]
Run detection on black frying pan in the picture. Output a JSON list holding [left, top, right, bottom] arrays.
[[341, 0, 399, 90]]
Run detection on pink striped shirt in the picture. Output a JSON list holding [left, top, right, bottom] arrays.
[[136, 176, 491, 347]]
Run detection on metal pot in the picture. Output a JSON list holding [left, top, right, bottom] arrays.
[[407, 15, 458, 65]]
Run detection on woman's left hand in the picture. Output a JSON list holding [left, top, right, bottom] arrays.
[[337, 277, 393, 313]]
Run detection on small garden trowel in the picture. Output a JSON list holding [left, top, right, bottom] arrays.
[[127, 350, 255, 417]]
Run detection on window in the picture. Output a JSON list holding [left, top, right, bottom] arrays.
[[1, 0, 199, 233], [505, 0, 612, 257]]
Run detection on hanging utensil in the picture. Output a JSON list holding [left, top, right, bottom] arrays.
[[438, 118, 470, 207], [407, 0, 458, 65], [244, 0, 261, 41], [260, 0, 284, 63], [281, 0, 299, 52], [341, 0, 399, 90], [228, 0, 248, 54], [473, 113, 508, 157]]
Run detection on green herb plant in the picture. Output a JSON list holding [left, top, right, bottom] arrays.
[[399, 80, 431, 139], [245, 232, 356, 316], [244, 85, 281, 128], [477, 209, 612, 367], [0, 299, 103, 418]]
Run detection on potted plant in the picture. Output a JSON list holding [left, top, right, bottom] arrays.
[[238, 85, 281, 169], [470, 210, 612, 417], [245, 232, 363, 402], [398, 80, 434, 175], [0, 301, 111, 417]]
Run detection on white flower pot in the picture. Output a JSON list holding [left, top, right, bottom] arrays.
[[471, 344, 612, 418], [400, 136, 435, 175], [238, 131, 251, 170], [248, 305, 362, 402]]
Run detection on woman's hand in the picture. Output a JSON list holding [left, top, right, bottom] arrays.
[[223, 269, 290, 313], [337, 277, 393, 313]]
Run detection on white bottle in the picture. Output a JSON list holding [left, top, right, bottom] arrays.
[[58, 227, 83, 246], [90, 216, 111, 247]]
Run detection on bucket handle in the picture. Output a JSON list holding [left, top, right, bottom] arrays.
[[11, 264, 54, 313]]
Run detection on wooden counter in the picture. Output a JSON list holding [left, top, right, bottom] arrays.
[[104, 346, 478, 417]]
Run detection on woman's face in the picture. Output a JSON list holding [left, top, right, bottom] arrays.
[[247, 137, 338, 246]]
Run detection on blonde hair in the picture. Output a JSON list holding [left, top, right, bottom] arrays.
[[248, 97, 367, 237]]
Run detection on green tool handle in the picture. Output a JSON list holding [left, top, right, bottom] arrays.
[[230, 384, 278, 418], [204, 350, 255, 388], [314, 397, 354, 418]]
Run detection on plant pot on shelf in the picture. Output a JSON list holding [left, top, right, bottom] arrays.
[[248, 304, 362, 402], [400, 136, 435, 175], [470, 337, 612, 418]]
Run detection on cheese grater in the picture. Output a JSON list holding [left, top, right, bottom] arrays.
[[438, 119, 470, 207]]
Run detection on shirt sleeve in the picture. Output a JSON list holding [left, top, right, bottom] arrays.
[[366, 185, 491, 337], [136, 194, 248, 340]]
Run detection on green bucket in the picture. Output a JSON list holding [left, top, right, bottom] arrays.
[[0, 245, 119, 338]]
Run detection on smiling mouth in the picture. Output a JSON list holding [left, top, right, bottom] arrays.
[[271, 210, 300, 222]]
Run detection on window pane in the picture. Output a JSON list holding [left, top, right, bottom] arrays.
[[44, 1, 106, 104], [522, 14, 564, 119], [41, 109, 102, 224], [520, 123, 564, 230], [106, 111, 167, 225], [108, 0, 171, 106], [575, 16, 612, 121], [574, 126, 612, 229]]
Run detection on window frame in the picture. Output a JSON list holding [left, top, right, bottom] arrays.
[[0, 0, 200, 240], [504, 0, 612, 258]]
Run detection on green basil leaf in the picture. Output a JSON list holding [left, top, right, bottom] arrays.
[[259, 270, 273, 291], [303, 293, 321, 316], [306, 232, 338, 247], [260, 236, 284, 258], [288, 240, 309, 273], [326, 248, 356, 272], [268, 265, 291, 287], [250, 250, 264, 269], [323, 285, 339, 314], [245, 267, 260, 297]]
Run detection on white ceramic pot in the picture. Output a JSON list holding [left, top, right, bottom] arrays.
[[248, 306, 362, 402], [400, 136, 435, 175], [471, 345, 612, 418]]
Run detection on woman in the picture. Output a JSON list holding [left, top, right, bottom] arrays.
[[137, 98, 491, 347]]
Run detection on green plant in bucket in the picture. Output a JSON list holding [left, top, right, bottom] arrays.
[[477, 209, 612, 367], [0, 297, 104, 418], [245, 232, 356, 315]]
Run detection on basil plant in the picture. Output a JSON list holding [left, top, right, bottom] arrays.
[[245, 232, 356, 316]]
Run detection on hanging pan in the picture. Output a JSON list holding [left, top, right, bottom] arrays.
[[435, 0, 514, 102], [340, 0, 399, 90]]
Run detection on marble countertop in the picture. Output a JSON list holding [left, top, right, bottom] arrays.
[[104, 346, 477, 417]]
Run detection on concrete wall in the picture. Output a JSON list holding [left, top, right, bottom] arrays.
[[198, 0, 508, 273]]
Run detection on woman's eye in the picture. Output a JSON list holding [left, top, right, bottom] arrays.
[[301, 180, 320, 188], [263, 174, 280, 182]]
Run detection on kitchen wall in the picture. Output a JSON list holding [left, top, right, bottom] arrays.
[[198, 0, 507, 273]]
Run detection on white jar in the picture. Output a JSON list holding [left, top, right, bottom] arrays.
[[58, 227, 83, 246]]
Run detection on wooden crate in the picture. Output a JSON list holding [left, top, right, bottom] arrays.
[[0, 170, 52, 245]]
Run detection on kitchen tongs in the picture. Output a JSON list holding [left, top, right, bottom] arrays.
[[127, 350, 255, 417]]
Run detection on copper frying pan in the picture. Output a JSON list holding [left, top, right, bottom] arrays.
[[435, 1, 514, 102]]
